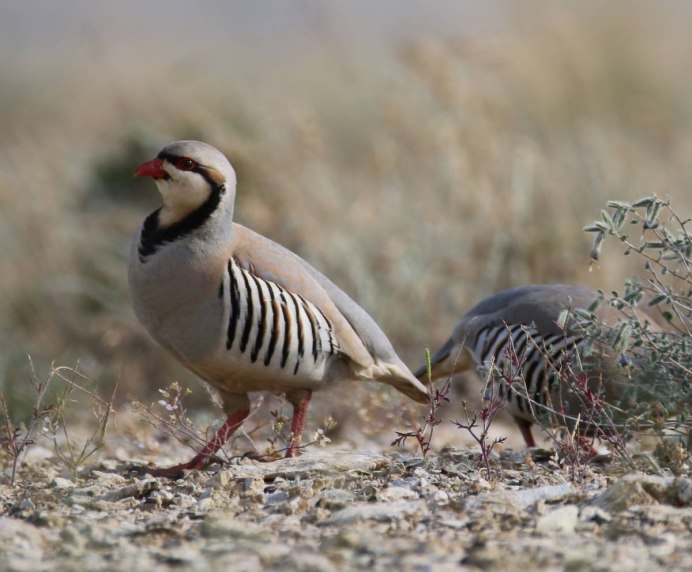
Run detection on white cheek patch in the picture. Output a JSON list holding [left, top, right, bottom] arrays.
[[156, 173, 213, 227]]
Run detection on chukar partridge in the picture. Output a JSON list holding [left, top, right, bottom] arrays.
[[129, 140, 428, 476], [415, 284, 661, 448]]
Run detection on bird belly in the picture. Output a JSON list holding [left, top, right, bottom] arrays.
[[196, 349, 334, 395]]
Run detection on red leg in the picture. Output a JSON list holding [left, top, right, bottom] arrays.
[[285, 390, 312, 458], [514, 417, 536, 448], [147, 408, 250, 478]]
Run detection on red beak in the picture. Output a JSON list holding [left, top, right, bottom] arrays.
[[134, 158, 167, 179]]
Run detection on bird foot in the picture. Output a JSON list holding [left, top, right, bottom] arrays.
[[232, 448, 300, 463], [139, 458, 210, 479], [137, 453, 226, 479], [144, 464, 192, 480]]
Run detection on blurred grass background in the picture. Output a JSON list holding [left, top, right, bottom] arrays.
[[1, 2, 691, 433]]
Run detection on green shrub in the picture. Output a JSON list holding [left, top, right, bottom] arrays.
[[583, 196, 690, 449]]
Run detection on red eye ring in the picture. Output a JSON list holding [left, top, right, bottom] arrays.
[[175, 157, 197, 171]]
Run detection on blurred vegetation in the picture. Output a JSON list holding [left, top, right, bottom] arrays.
[[1, 5, 691, 434]]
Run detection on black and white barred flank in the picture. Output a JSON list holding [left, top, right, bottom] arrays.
[[222, 257, 338, 375], [470, 323, 584, 417]]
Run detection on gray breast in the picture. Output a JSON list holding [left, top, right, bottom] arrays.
[[128, 239, 226, 364]]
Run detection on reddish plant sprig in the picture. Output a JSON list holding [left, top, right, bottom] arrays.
[[392, 367, 451, 457], [452, 371, 508, 477]]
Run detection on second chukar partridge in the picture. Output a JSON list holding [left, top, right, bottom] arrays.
[[415, 284, 662, 448], [129, 140, 428, 477]]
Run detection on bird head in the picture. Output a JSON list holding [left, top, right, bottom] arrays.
[[135, 140, 237, 227]]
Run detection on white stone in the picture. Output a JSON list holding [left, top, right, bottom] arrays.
[[536, 505, 579, 535]]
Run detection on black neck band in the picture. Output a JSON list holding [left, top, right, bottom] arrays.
[[138, 183, 226, 261]]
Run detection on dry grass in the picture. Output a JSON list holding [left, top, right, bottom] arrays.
[[1, 5, 691, 440]]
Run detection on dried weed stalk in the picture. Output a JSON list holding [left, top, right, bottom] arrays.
[[133, 385, 334, 466], [0, 359, 54, 485], [265, 402, 335, 459], [452, 344, 516, 477], [523, 319, 633, 475], [0, 359, 115, 484], [511, 320, 634, 479], [41, 365, 116, 478], [132, 382, 236, 465], [392, 349, 451, 456], [454, 319, 633, 481]]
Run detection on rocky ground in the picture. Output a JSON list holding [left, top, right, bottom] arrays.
[[1, 428, 690, 572]]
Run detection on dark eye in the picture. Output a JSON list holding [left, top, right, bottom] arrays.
[[175, 157, 197, 171]]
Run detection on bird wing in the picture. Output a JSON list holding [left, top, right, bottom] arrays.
[[229, 225, 428, 402]]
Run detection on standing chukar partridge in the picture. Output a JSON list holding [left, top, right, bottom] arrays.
[[129, 140, 428, 476], [415, 284, 662, 448]]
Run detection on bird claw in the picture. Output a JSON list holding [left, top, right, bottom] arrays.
[[236, 450, 281, 463], [136, 453, 225, 479]]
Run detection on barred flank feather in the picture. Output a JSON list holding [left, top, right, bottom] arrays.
[[224, 258, 336, 375]]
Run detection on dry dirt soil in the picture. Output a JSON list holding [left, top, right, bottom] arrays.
[[1, 425, 690, 572]]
